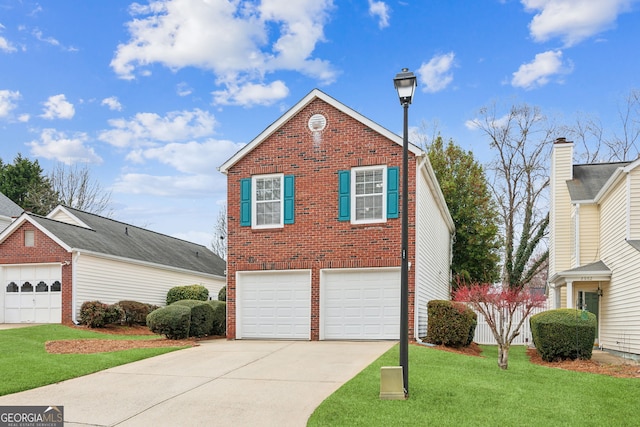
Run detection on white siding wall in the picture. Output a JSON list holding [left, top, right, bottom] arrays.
[[415, 162, 453, 339], [73, 253, 225, 319], [49, 209, 87, 227], [549, 143, 573, 277], [629, 169, 640, 240], [578, 204, 600, 265], [599, 178, 640, 355]]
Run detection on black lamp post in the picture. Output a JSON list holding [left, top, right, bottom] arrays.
[[393, 68, 417, 397]]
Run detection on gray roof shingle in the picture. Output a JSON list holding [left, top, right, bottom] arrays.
[[29, 207, 225, 277], [0, 193, 23, 218], [567, 162, 630, 201]]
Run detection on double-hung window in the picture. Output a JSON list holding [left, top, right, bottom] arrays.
[[253, 174, 283, 228], [338, 165, 398, 224], [240, 174, 295, 229], [353, 166, 386, 223]]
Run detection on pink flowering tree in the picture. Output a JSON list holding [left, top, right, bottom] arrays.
[[453, 282, 547, 370]]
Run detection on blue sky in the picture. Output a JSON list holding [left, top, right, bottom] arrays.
[[1, 0, 639, 247]]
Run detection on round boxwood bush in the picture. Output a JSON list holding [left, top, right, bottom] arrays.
[[530, 308, 597, 362], [146, 304, 191, 340], [425, 300, 477, 348], [166, 284, 209, 305], [172, 299, 214, 338], [218, 285, 226, 302], [206, 300, 226, 335]]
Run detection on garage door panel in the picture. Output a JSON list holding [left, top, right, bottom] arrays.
[[237, 270, 311, 340], [321, 268, 400, 340], [3, 265, 62, 324]]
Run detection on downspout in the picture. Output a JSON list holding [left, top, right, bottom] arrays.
[[71, 251, 80, 324]]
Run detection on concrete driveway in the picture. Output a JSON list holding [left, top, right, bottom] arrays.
[[0, 339, 395, 426]]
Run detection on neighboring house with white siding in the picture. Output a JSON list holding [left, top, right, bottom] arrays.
[[219, 89, 454, 341], [549, 138, 640, 360], [0, 205, 226, 324], [0, 193, 23, 231]]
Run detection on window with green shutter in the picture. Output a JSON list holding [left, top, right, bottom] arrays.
[[241, 174, 294, 228], [338, 165, 398, 223]]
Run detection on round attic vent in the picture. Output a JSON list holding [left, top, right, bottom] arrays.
[[308, 114, 327, 132]]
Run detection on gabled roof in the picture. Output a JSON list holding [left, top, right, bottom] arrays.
[[218, 88, 423, 173], [567, 162, 630, 202], [0, 206, 225, 278], [0, 192, 23, 219], [549, 260, 611, 285]]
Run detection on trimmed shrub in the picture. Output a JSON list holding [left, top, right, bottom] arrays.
[[218, 285, 227, 302], [530, 308, 597, 362], [79, 301, 123, 328], [166, 284, 209, 305], [147, 305, 191, 340], [172, 299, 214, 338], [206, 300, 227, 335], [118, 300, 157, 326], [425, 300, 477, 348]]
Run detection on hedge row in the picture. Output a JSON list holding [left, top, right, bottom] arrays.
[[79, 300, 159, 328], [147, 299, 227, 340]]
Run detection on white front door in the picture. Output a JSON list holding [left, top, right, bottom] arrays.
[[320, 267, 400, 340], [236, 270, 311, 339], [3, 265, 62, 323]]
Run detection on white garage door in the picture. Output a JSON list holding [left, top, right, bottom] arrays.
[[321, 268, 400, 340], [236, 270, 311, 339], [3, 264, 62, 323]]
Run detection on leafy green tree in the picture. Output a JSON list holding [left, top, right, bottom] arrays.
[[427, 136, 501, 288], [0, 154, 59, 215]]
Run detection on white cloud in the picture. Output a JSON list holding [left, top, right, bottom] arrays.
[[0, 90, 20, 117], [212, 81, 289, 107], [522, 0, 635, 46], [27, 129, 102, 164], [98, 109, 217, 148], [368, 1, 390, 29], [18, 113, 30, 122], [176, 82, 192, 97], [511, 50, 571, 89], [112, 173, 221, 197], [32, 28, 77, 52], [417, 52, 456, 93], [110, 0, 336, 106], [101, 96, 123, 111], [128, 139, 245, 174], [0, 24, 16, 53], [40, 94, 75, 119]]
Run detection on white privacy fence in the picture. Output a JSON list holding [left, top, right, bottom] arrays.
[[472, 307, 547, 345]]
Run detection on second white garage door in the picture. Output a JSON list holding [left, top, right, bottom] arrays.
[[236, 270, 311, 340], [320, 268, 400, 340]]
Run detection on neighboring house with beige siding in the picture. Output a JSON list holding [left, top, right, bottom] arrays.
[[0, 205, 226, 324], [549, 138, 640, 360]]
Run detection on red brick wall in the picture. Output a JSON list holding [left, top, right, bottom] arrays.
[[0, 221, 73, 323], [226, 98, 417, 340]]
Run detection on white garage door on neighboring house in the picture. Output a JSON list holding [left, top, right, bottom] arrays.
[[320, 268, 400, 340], [236, 270, 311, 339], [3, 264, 62, 323]]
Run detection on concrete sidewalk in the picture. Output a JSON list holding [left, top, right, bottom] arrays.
[[0, 340, 395, 426]]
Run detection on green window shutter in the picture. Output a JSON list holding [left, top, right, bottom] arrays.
[[284, 175, 295, 224], [387, 167, 399, 219], [338, 170, 350, 221], [240, 178, 251, 226]]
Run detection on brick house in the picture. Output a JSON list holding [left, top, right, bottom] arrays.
[[0, 206, 225, 324], [219, 89, 454, 341]]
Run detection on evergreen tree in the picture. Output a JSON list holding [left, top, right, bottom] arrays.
[[427, 136, 501, 288], [0, 154, 59, 215]]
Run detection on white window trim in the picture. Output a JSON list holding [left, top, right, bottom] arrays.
[[252, 173, 284, 229], [351, 165, 387, 225]]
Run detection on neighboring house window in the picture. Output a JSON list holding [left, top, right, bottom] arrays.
[[240, 174, 295, 228], [338, 165, 399, 223], [24, 230, 35, 247]]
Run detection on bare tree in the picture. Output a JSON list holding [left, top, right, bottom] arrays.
[[49, 163, 113, 216], [211, 204, 227, 260], [607, 88, 640, 161], [562, 113, 605, 163], [473, 103, 555, 290]]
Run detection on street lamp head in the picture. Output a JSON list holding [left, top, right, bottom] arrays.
[[393, 68, 417, 105]]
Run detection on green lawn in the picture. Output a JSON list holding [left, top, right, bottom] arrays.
[[0, 324, 188, 396], [308, 344, 640, 427]]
